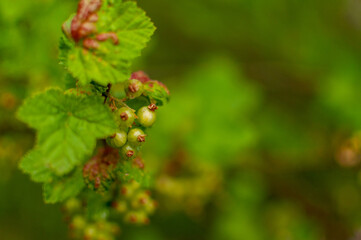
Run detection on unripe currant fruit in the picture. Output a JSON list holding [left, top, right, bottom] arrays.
[[116, 107, 135, 129], [84, 225, 97, 239], [131, 192, 149, 209], [103, 222, 120, 235], [128, 128, 146, 146], [126, 79, 144, 99], [120, 181, 140, 198], [144, 199, 157, 214], [71, 215, 87, 230], [106, 131, 127, 148], [113, 200, 127, 213], [96, 233, 112, 240], [64, 198, 81, 214], [120, 144, 136, 160], [125, 211, 150, 225], [137, 106, 156, 127]]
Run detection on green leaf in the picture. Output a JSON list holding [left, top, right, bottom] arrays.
[[60, 1, 155, 86], [64, 73, 77, 90], [43, 169, 85, 204], [17, 88, 117, 175], [19, 149, 55, 183]]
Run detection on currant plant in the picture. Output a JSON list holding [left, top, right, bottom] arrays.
[[17, 0, 169, 239]]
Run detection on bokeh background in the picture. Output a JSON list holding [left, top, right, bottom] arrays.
[[1, 0, 361, 239]]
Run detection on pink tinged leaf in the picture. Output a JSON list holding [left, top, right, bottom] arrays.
[[76, 0, 102, 21], [71, 0, 102, 42], [96, 32, 119, 45], [87, 13, 99, 22], [71, 17, 82, 41], [78, 22, 97, 38]]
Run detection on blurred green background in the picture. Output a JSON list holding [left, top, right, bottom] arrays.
[[1, 0, 361, 239]]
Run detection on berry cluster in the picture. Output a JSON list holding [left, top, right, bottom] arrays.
[[105, 72, 164, 160], [110, 104, 156, 161], [63, 181, 156, 239], [82, 71, 168, 192], [155, 151, 222, 217], [71, 71, 168, 239], [63, 198, 120, 240], [71, 217, 119, 240], [112, 180, 157, 225]]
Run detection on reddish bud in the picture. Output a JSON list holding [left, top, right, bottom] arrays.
[[82, 147, 119, 191], [78, 22, 97, 37], [70, 0, 101, 41], [131, 71, 151, 83], [87, 13, 98, 22], [76, 0, 101, 21], [70, 18, 82, 41], [83, 38, 99, 49]]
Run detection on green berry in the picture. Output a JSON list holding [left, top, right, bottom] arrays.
[[64, 198, 81, 213], [120, 144, 136, 160], [84, 225, 97, 239], [124, 211, 149, 225], [107, 130, 127, 148], [145, 200, 156, 214], [96, 233, 112, 240], [113, 200, 127, 213], [126, 79, 144, 99], [121, 181, 140, 198], [116, 107, 135, 129], [137, 106, 156, 127], [131, 192, 149, 209], [71, 215, 86, 230], [128, 128, 146, 146]]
